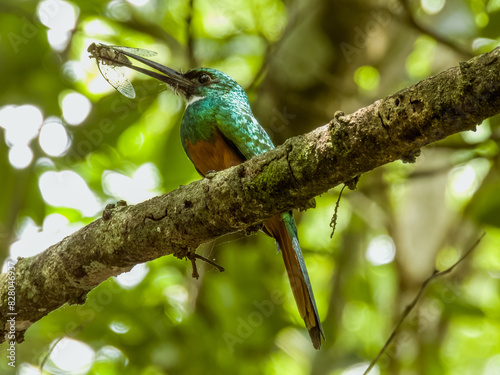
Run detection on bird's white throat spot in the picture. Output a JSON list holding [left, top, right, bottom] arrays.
[[186, 96, 205, 106]]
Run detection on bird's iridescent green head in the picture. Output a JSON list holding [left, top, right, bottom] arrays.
[[165, 68, 249, 106]]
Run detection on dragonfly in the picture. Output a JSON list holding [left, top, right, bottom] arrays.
[[88, 42, 194, 99], [88, 43, 159, 99]]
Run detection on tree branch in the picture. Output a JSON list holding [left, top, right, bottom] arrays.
[[2, 47, 500, 343]]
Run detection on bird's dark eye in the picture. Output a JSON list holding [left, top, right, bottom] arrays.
[[198, 74, 211, 84]]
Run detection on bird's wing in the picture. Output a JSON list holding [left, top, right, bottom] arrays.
[[215, 105, 275, 159]]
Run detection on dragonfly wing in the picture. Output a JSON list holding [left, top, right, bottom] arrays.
[[110, 46, 158, 58], [88, 43, 158, 98], [97, 63, 136, 99]]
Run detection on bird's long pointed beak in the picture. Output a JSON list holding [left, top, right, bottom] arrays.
[[110, 48, 195, 97]]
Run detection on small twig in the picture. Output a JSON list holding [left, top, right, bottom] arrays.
[[195, 254, 225, 272], [363, 233, 486, 375], [39, 337, 64, 373], [330, 185, 347, 238], [188, 253, 225, 279], [247, 2, 308, 91]]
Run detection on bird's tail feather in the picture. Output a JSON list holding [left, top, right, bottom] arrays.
[[264, 213, 324, 349]]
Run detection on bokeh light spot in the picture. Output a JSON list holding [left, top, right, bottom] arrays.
[[8, 145, 33, 169], [102, 163, 162, 204], [421, 0, 446, 15], [48, 337, 95, 374], [39, 118, 69, 156], [39, 170, 101, 216], [354, 65, 380, 92], [125, 0, 151, 7], [9, 214, 82, 259], [0, 104, 43, 146], [109, 321, 130, 334], [37, 0, 78, 51], [115, 263, 149, 289], [37, 0, 77, 31], [366, 235, 396, 266], [61, 92, 91, 126]]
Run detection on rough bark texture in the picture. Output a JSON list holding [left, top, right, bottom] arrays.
[[1, 47, 499, 343]]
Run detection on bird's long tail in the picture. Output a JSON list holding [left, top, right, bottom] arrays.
[[263, 213, 324, 349]]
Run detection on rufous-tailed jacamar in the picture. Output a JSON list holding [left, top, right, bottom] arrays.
[[89, 44, 325, 349]]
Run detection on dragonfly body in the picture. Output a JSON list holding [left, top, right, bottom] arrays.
[[88, 44, 132, 65], [89, 43, 325, 349]]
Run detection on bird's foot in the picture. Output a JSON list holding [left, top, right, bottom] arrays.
[[102, 200, 128, 220], [205, 170, 217, 179]]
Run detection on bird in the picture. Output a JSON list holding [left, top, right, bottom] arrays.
[[89, 44, 325, 349]]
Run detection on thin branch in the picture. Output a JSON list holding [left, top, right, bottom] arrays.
[[400, 0, 473, 58], [189, 253, 225, 279], [1, 47, 500, 343], [247, 1, 309, 91], [330, 185, 347, 238], [363, 233, 485, 375], [186, 0, 197, 68], [193, 254, 225, 273]]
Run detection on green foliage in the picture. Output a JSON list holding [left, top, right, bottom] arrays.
[[1, 0, 500, 374]]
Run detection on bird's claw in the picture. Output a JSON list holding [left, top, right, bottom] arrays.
[[205, 170, 217, 179]]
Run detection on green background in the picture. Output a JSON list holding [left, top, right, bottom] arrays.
[[1, 0, 500, 374]]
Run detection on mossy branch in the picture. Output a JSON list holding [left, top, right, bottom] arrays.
[[1, 47, 500, 343]]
